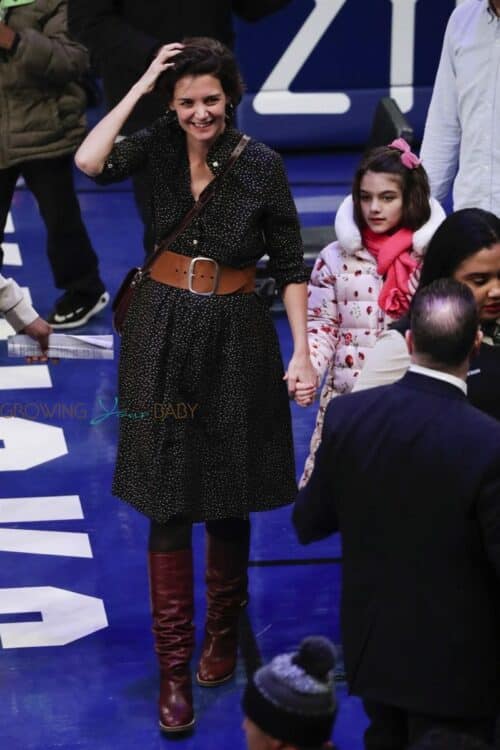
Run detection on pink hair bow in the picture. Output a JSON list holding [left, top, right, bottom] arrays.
[[389, 138, 422, 169]]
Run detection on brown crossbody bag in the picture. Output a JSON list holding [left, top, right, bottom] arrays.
[[112, 134, 250, 334]]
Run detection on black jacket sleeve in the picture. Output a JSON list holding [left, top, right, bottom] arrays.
[[67, 0, 160, 71], [478, 456, 500, 579], [233, 0, 292, 22], [292, 404, 339, 544]]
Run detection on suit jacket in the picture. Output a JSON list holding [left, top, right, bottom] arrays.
[[293, 371, 500, 718]]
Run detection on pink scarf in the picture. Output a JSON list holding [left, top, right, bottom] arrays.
[[362, 227, 417, 319]]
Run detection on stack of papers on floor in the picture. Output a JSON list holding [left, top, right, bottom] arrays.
[[7, 334, 114, 360]]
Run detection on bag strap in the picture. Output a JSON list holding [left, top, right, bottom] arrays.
[[142, 134, 250, 274]]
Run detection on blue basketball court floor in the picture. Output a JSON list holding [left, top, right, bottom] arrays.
[[0, 152, 370, 750]]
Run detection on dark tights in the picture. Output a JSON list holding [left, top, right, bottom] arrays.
[[148, 517, 250, 553]]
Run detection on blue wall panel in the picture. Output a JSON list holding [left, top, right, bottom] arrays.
[[235, 0, 457, 148]]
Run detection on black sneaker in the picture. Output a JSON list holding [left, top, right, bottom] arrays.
[[48, 290, 110, 329]]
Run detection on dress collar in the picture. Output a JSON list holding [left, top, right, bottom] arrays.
[[205, 127, 244, 175], [160, 114, 244, 173]]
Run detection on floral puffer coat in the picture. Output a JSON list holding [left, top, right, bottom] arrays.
[[300, 194, 445, 485]]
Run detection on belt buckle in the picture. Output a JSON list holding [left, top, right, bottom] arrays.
[[188, 257, 219, 296]]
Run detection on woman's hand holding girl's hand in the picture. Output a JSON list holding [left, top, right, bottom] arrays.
[[284, 354, 318, 406], [294, 381, 317, 407], [137, 43, 184, 95]]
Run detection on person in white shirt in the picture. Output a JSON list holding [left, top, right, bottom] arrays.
[[420, 0, 500, 212], [0, 274, 51, 352]]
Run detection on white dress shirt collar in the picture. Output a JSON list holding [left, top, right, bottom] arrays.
[[408, 364, 467, 395]]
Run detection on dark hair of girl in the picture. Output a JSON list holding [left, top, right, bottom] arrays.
[[156, 36, 244, 107], [352, 145, 431, 231], [418, 208, 500, 289]]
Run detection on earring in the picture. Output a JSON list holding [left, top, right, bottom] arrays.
[[225, 102, 235, 123]]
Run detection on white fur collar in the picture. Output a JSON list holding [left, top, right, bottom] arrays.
[[334, 194, 446, 257]]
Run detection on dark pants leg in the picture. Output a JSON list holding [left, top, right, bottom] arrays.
[[149, 517, 192, 552], [363, 701, 408, 750], [363, 700, 496, 749], [0, 166, 21, 268], [407, 712, 496, 746], [21, 156, 105, 296]]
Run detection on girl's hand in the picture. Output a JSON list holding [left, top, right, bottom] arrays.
[[294, 381, 317, 407], [137, 43, 184, 95], [284, 354, 318, 404]]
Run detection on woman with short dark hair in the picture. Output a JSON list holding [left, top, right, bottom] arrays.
[[75, 37, 316, 734]]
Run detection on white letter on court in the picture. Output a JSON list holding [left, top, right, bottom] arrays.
[[0, 495, 92, 557], [0, 587, 108, 648], [0, 418, 67, 470]]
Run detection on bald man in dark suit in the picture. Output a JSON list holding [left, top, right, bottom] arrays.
[[294, 279, 500, 749]]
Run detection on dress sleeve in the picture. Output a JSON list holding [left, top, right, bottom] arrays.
[[92, 127, 153, 185], [262, 155, 309, 289], [352, 329, 410, 392], [307, 244, 340, 382]]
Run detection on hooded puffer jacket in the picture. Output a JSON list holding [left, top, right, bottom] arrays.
[[0, 0, 88, 169], [300, 195, 446, 485]]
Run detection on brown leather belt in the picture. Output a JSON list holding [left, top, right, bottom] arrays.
[[149, 249, 256, 296]]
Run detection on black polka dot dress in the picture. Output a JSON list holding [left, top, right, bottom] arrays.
[[95, 116, 309, 523]]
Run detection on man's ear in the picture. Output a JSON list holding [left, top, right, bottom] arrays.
[[471, 326, 483, 357], [405, 329, 414, 355]]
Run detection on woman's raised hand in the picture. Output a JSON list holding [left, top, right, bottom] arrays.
[[138, 43, 184, 95]]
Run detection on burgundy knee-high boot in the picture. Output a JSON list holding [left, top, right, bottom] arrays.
[[148, 549, 195, 732], [196, 530, 250, 686]]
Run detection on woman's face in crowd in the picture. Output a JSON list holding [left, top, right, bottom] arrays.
[[453, 243, 500, 321], [359, 171, 404, 234], [170, 74, 228, 147]]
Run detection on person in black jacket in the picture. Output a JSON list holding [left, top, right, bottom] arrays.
[[293, 279, 500, 749], [67, 0, 292, 251]]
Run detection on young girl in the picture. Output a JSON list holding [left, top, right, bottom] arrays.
[[297, 140, 445, 484]]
